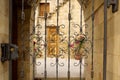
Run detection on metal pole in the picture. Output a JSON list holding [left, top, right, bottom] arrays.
[[9, 0, 12, 80], [103, 0, 107, 80]]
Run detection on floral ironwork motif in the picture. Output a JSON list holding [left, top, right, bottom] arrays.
[[30, 24, 45, 58], [68, 22, 92, 67], [29, 23, 91, 63], [70, 34, 86, 60]]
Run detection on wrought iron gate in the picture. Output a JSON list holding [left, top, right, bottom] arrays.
[[20, 0, 94, 80], [1, 0, 114, 80], [9, 0, 107, 80]]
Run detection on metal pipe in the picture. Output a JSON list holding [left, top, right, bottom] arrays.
[[9, 0, 12, 80], [103, 0, 107, 80]]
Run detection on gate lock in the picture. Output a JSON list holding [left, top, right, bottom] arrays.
[[1, 43, 18, 62], [107, 0, 119, 13]]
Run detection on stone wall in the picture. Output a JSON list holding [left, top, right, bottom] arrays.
[[84, 0, 120, 80], [106, 2, 120, 80], [0, 0, 9, 80], [83, 0, 104, 80]]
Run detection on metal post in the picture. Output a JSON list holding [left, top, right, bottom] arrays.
[[103, 0, 107, 80], [9, 0, 12, 80]]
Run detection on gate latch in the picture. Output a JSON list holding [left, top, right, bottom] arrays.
[[107, 0, 119, 13], [1, 43, 18, 62]]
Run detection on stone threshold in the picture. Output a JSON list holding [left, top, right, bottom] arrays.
[[35, 77, 85, 80]]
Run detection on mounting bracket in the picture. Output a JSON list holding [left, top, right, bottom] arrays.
[[1, 43, 18, 62], [107, 0, 119, 13]]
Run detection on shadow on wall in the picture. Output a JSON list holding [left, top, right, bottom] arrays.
[[106, 6, 117, 80]]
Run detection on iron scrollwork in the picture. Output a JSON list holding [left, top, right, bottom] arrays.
[[19, 0, 94, 79], [69, 23, 92, 67]]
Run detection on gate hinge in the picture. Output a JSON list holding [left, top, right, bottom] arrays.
[[107, 0, 119, 13], [0, 43, 18, 62]]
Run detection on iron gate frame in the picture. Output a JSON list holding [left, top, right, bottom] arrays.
[[8, 0, 108, 80]]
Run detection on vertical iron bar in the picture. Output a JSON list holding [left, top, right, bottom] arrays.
[[68, 0, 71, 80], [79, 59, 82, 80], [56, 0, 59, 80], [44, 0, 47, 80], [80, 1, 83, 33], [57, 0, 59, 34], [80, 1, 83, 80], [9, 0, 12, 80], [103, 0, 107, 80], [91, 0, 94, 80], [33, 42, 35, 80], [56, 57, 58, 80], [33, 2, 36, 79]]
